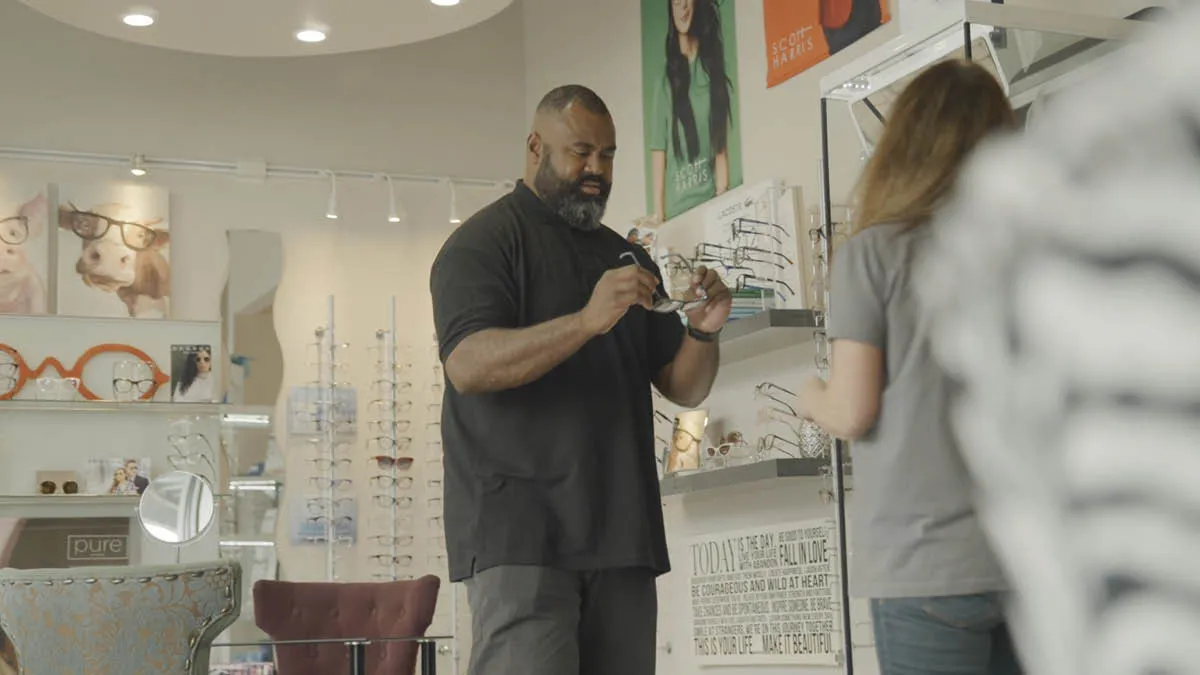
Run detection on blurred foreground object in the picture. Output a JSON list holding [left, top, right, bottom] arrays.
[[918, 6, 1200, 675]]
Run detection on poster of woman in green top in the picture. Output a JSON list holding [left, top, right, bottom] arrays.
[[642, 0, 744, 223]]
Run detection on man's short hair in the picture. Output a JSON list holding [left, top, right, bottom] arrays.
[[536, 85, 610, 118]]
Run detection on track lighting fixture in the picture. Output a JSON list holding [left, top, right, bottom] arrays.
[[129, 154, 147, 177], [383, 174, 405, 224], [448, 180, 461, 225], [324, 171, 338, 220]]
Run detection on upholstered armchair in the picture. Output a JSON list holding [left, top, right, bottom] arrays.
[[0, 560, 242, 675], [254, 575, 440, 675]]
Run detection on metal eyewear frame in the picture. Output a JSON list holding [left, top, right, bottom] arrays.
[[307, 477, 354, 491], [369, 534, 415, 547], [734, 274, 796, 297], [305, 457, 353, 470], [367, 554, 414, 567], [368, 436, 412, 452], [731, 217, 789, 246], [367, 419, 412, 434], [370, 475, 414, 490], [305, 497, 354, 515], [757, 433, 800, 459], [755, 382, 799, 418], [306, 514, 354, 528], [617, 251, 706, 314], [372, 494, 414, 509]]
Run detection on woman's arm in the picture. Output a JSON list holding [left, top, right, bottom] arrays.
[[652, 149, 667, 222], [714, 150, 729, 195], [799, 339, 884, 440]]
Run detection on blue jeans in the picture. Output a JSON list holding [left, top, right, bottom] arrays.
[[870, 594, 1023, 675]]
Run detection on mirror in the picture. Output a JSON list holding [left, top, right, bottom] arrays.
[[137, 470, 216, 544], [221, 230, 284, 409]]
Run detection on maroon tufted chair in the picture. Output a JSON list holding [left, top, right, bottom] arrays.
[[253, 576, 441, 675]]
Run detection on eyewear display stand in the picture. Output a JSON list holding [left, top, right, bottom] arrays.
[[367, 300, 460, 672], [312, 296, 345, 582], [817, 3, 1146, 673]]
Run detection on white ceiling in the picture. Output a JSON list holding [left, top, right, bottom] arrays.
[[17, 0, 515, 57]]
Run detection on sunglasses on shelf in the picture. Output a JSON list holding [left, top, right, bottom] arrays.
[[370, 455, 414, 470], [39, 480, 79, 495]]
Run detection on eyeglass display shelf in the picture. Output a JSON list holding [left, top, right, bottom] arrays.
[[718, 309, 821, 365], [660, 457, 837, 497], [0, 400, 272, 418], [0, 494, 140, 518]]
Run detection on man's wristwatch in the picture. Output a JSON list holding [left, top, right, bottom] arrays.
[[686, 324, 721, 343]]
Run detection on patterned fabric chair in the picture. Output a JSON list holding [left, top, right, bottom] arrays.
[[254, 576, 440, 675], [0, 560, 242, 675]]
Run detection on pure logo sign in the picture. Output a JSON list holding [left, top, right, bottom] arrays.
[[67, 534, 128, 561]]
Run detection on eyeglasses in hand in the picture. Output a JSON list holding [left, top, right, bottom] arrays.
[[618, 251, 706, 313]]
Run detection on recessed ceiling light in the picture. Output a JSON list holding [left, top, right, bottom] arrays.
[[295, 28, 327, 43], [122, 12, 155, 27], [430, 0, 461, 6]]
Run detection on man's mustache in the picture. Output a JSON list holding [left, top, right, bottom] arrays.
[[574, 175, 611, 198]]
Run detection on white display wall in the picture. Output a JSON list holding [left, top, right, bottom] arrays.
[[0, 159, 504, 674]]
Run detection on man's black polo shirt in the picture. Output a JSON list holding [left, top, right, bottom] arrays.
[[429, 181, 685, 582]]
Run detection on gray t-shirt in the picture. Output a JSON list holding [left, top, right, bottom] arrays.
[[827, 223, 1006, 599]]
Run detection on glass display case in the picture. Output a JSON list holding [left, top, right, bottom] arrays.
[[216, 408, 282, 663]]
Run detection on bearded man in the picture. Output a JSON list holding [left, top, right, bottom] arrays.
[[429, 84, 732, 675]]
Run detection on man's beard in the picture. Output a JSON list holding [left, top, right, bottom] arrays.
[[534, 156, 611, 231]]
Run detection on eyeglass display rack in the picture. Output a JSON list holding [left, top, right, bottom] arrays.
[[366, 299, 461, 670], [368, 299, 410, 583], [815, 5, 1146, 673], [310, 296, 346, 582]]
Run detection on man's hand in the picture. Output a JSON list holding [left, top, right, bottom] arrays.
[[580, 265, 659, 335], [683, 265, 733, 333]]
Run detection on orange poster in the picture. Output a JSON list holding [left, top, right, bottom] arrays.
[[764, 0, 891, 88]]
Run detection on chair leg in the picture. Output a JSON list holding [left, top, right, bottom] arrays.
[[347, 641, 367, 675], [419, 640, 437, 675]]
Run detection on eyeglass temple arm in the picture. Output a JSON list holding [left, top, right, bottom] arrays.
[[738, 275, 796, 295], [734, 217, 788, 233], [758, 382, 797, 397], [740, 247, 795, 266]]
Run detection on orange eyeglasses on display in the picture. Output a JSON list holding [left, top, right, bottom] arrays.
[[0, 343, 169, 401]]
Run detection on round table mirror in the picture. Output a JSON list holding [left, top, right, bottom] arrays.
[[137, 470, 216, 544]]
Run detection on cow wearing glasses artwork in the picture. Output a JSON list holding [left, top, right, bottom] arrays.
[[0, 191, 49, 316], [57, 197, 170, 319]]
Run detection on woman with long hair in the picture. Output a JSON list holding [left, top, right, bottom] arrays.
[[108, 467, 135, 495], [648, 0, 734, 222], [797, 60, 1021, 674], [172, 347, 214, 403]]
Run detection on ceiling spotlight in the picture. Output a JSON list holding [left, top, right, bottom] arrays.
[[122, 12, 155, 27], [295, 28, 327, 43], [324, 171, 339, 220], [383, 175, 405, 224], [129, 154, 147, 177], [430, 0, 461, 6], [447, 180, 461, 225]]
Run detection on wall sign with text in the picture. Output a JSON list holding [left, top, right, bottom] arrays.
[[688, 519, 840, 666], [763, 0, 891, 88]]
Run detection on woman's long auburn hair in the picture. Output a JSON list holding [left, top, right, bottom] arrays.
[[853, 59, 1015, 233]]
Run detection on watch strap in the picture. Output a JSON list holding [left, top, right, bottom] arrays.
[[686, 324, 721, 343]]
